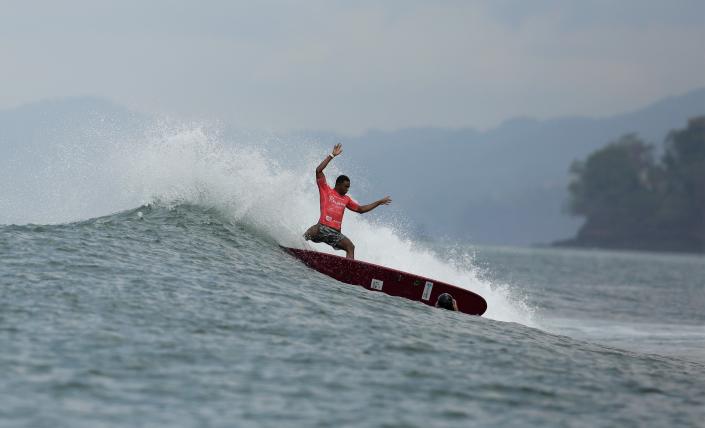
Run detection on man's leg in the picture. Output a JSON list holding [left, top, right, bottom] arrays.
[[337, 237, 355, 259], [303, 224, 319, 241]]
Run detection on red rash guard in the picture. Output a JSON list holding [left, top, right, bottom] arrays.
[[317, 175, 359, 231]]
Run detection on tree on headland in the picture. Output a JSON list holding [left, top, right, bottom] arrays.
[[562, 117, 704, 253], [660, 117, 705, 248]]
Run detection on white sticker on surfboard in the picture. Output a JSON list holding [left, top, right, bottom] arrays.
[[422, 281, 433, 301], [371, 279, 383, 290]]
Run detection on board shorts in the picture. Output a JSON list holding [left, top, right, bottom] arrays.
[[305, 224, 347, 250]]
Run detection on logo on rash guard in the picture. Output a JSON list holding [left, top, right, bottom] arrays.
[[328, 195, 346, 206]]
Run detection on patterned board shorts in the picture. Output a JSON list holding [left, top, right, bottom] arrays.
[[305, 224, 347, 250]]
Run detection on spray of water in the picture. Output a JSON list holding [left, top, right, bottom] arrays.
[[1, 121, 536, 325]]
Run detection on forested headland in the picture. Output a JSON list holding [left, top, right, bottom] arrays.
[[557, 117, 705, 253]]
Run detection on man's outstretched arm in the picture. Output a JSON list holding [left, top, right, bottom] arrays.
[[353, 196, 392, 214], [316, 143, 343, 178]]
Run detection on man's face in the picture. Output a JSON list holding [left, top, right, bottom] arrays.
[[335, 180, 350, 196]]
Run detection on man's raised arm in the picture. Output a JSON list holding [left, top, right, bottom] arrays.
[[316, 143, 343, 178]]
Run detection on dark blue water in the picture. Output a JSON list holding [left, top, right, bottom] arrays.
[[1, 205, 703, 427]]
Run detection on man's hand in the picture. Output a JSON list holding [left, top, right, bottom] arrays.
[[378, 196, 392, 205], [317, 143, 342, 175]]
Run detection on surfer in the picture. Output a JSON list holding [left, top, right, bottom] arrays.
[[304, 144, 391, 259]]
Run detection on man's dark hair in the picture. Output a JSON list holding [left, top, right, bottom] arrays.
[[335, 175, 350, 186], [435, 293, 456, 311]]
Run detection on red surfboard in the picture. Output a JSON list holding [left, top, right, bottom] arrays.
[[282, 247, 487, 316]]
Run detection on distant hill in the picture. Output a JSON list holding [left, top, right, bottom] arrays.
[[340, 88, 705, 245], [0, 96, 141, 139], [0, 97, 147, 224]]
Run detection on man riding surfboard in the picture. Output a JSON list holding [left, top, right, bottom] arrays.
[[304, 144, 391, 259]]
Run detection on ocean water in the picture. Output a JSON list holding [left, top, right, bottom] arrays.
[[1, 126, 704, 427]]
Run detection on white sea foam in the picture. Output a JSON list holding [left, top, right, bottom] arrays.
[[1, 121, 535, 326]]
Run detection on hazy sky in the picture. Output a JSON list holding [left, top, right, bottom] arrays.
[[1, 0, 704, 134]]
